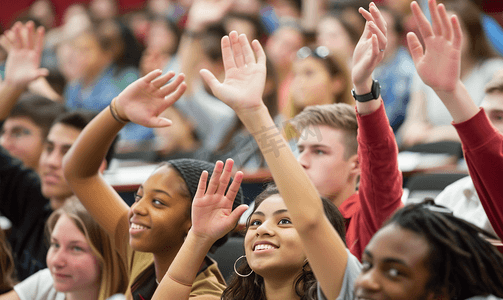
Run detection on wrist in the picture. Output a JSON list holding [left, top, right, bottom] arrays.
[[109, 98, 129, 124], [3, 77, 28, 91], [187, 228, 218, 248], [352, 78, 374, 95]]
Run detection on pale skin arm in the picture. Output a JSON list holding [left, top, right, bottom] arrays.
[[407, 0, 479, 124], [62, 70, 186, 235], [199, 31, 347, 300], [0, 21, 49, 121], [0, 290, 21, 300], [152, 159, 248, 299], [179, 0, 234, 95]]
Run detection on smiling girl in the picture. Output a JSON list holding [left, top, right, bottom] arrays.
[[0, 198, 127, 300], [62, 69, 244, 299]]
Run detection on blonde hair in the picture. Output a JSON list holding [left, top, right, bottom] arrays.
[[291, 103, 358, 160], [46, 197, 128, 299]]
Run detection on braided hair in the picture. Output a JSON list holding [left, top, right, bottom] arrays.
[[385, 199, 503, 299]]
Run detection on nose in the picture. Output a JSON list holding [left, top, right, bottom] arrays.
[[49, 248, 67, 269], [44, 149, 62, 169], [297, 150, 309, 169], [256, 220, 275, 237], [354, 267, 381, 293], [131, 197, 148, 216]]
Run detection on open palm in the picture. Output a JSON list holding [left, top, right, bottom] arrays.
[[3, 22, 48, 88], [200, 31, 267, 115], [190, 159, 248, 242], [114, 70, 186, 127], [407, 0, 462, 93]]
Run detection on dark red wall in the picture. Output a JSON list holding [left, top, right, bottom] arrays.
[[0, 0, 146, 31]]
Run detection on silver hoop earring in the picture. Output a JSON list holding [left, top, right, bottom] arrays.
[[234, 255, 254, 277]]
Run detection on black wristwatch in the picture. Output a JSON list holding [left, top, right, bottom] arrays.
[[351, 80, 381, 102]]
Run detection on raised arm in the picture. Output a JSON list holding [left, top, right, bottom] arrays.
[[63, 70, 186, 236], [179, 0, 234, 95], [350, 3, 403, 259], [407, 0, 478, 123], [408, 0, 503, 239], [0, 21, 49, 120], [200, 31, 347, 300], [153, 159, 247, 299]]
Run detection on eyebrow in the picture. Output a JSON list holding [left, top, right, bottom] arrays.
[[51, 237, 87, 245], [363, 250, 409, 266], [252, 209, 289, 216], [153, 189, 172, 198]]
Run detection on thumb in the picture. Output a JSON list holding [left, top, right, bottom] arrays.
[[149, 117, 173, 128], [406, 32, 424, 66], [35, 68, 49, 79], [200, 69, 220, 96], [228, 204, 249, 224]]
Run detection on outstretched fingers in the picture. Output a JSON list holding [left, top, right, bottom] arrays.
[[221, 35, 236, 72], [252, 39, 266, 66], [428, 0, 443, 37], [239, 34, 256, 65], [224, 170, 242, 202], [195, 171, 210, 200], [437, 3, 453, 41], [406, 31, 424, 64], [451, 15, 463, 50], [151, 71, 175, 89], [206, 161, 225, 195], [368, 2, 387, 37], [142, 69, 164, 83], [230, 31, 245, 68], [216, 159, 235, 195], [411, 1, 434, 40]]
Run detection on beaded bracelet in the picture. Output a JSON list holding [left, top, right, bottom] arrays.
[[109, 98, 129, 124]]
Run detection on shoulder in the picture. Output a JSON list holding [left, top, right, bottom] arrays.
[[190, 257, 226, 298], [14, 269, 64, 300]]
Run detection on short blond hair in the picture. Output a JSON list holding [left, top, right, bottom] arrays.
[[485, 71, 503, 94], [291, 103, 358, 160]]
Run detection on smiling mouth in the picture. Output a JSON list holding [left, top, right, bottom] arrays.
[[253, 244, 278, 251], [130, 223, 149, 230]]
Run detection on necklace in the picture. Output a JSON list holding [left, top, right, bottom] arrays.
[[156, 278, 160, 285]]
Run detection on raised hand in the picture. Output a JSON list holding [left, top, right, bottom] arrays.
[[190, 159, 248, 243], [200, 31, 267, 115], [113, 70, 186, 127], [407, 0, 462, 93], [2, 21, 49, 89], [352, 2, 388, 89]]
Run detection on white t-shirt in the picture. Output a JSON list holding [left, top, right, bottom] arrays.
[[411, 57, 503, 126], [435, 176, 496, 236], [14, 269, 65, 300]]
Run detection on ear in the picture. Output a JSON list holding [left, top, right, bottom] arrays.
[[347, 153, 360, 177], [98, 160, 107, 174]]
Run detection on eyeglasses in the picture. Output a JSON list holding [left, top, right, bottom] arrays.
[[296, 46, 330, 60]]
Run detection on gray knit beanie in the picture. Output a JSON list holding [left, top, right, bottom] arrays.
[[168, 158, 244, 210]]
